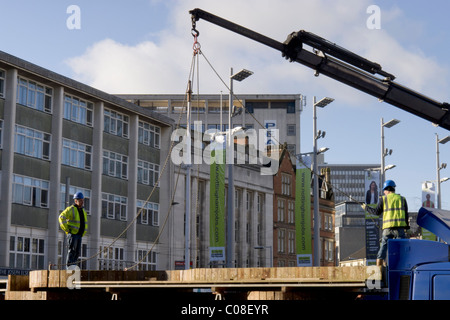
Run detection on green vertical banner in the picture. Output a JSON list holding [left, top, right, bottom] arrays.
[[209, 145, 226, 262], [295, 156, 312, 266]]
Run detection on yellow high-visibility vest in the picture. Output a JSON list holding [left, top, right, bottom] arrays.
[[59, 205, 88, 236], [382, 193, 407, 229]]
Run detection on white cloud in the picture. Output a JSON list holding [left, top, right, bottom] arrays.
[[65, 0, 448, 105]]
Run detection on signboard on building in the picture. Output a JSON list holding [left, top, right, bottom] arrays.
[[295, 155, 312, 266], [421, 182, 437, 241], [209, 144, 226, 262], [364, 170, 381, 264]]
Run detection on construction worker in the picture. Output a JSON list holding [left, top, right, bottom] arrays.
[[362, 180, 409, 266], [59, 192, 88, 267]]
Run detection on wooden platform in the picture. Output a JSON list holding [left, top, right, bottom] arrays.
[[4, 266, 383, 300]]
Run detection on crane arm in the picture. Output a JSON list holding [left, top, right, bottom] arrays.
[[190, 8, 450, 130]]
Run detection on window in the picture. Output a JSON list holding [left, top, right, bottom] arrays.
[[288, 200, 295, 224], [102, 193, 127, 221], [15, 125, 51, 160], [288, 231, 295, 254], [0, 69, 5, 98], [278, 229, 285, 253], [136, 249, 157, 271], [137, 160, 160, 186], [104, 108, 129, 138], [9, 236, 45, 270], [277, 199, 285, 222], [136, 200, 159, 226], [246, 191, 253, 211], [282, 174, 291, 196], [286, 101, 296, 114], [13, 175, 49, 208], [257, 193, 263, 214], [103, 150, 128, 179], [138, 121, 160, 149], [17, 77, 52, 112], [287, 124, 296, 136], [325, 239, 334, 262], [62, 139, 92, 170], [64, 94, 93, 126], [99, 245, 125, 270]]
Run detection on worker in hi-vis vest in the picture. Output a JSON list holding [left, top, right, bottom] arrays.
[[362, 180, 409, 267], [59, 192, 88, 268]]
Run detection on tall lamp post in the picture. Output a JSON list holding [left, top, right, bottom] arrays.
[[313, 96, 333, 266], [436, 134, 450, 209], [380, 118, 400, 187], [226, 68, 253, 268]]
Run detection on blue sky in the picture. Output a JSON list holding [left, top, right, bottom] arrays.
[[2, 0, 450, 211]]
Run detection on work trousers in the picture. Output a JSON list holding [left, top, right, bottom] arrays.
[[377, 228, 406, 260], [67, 233, 83, 267]]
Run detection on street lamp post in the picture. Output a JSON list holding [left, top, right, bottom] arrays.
[[436, 134, 450, 209], [380, 118, 400, 187], [226, 68, 253, 268], [313, 96, 333, 267]]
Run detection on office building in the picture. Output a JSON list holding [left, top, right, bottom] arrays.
[[0, 51, 174, 272], [319, 164, 380, 204], [118, 93, 303, 158]]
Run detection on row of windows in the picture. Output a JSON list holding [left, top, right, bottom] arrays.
[[277, 229, 296, 254], [12, 173, 159, 225], [277, 199, 295, 223], [11, 123, 159, 184], [148, 101, 296, 114], [8, 234, 158, 271], [98, 246, 157, 271], [9, 235, 45, 270], [0, 73, 161, 146]]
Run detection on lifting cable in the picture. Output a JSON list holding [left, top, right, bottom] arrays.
[[123, 31, 204, 271]]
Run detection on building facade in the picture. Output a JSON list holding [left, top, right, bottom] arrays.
[[169, 153, 274, 269], [118, 93, 303, 158], [0, 51, 174, 272], [273, 149, 297, 267], [319, 164, 380, 204]]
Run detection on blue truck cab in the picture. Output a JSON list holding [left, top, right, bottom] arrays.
[[387, 208, 450, 300]]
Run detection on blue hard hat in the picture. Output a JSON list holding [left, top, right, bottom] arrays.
[[73, 192, 84, 199], [383, 180, 396, 190]]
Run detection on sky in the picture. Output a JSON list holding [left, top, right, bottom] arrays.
[[2, 0, 450, 211]]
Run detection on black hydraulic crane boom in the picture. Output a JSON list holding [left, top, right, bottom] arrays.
[[190, 8, 450, 130]]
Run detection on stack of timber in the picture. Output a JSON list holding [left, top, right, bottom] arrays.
[[4, 266, 382, 300]]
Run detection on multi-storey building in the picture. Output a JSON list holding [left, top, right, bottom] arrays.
[[0, 51, 174, 272], [118, 93, 303, 158], [319, 164, 380, 204], [273, 149, 297, 267], [169, 141, 274, 269], [316, 168, 336, 266]]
